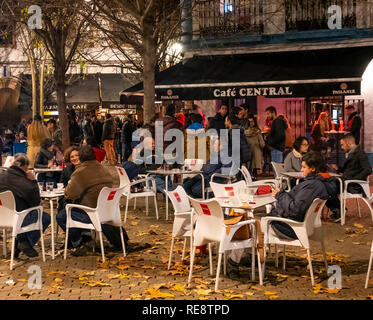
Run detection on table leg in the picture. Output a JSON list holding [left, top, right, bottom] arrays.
[[165, 175, 169, 220], [200, 173, 205, 200], [50, 199, 55, 260]]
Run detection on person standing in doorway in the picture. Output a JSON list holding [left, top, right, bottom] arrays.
[[265, 106, 287, 163], [345, 105, 362, 145]]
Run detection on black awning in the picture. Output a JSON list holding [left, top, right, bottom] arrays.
[[121, 46, 373, 101]]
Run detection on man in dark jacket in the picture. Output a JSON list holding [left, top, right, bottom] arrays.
[[157, 104, 183, 155], [208, 105, 228, 133], [345, 105, 362, 145], [102, 113, 117, 164], [92, 115, 103, 146], [334, 133, 372, 195], [183, 137, 232, 198], [121, 114, 135, 162], [265, 106, 287, 163], [0, 154, 50, 258]]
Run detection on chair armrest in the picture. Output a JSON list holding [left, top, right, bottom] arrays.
[[65, 203, 96, 213], [17, 205, 44, 216], [130, 178, 149, 186], [226, 219, 256, 232], [261, 216, 303, 229], [251, 180, 278, 187], [131, 177, 156, 192], [211, 173, 235, 182], [344, 180, 369, 186]]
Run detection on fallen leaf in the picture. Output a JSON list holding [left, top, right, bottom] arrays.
[[130, 221, 138, 226], [79, 271, 95, 277], [150, 225, 160, 228], [97, 261, 110, 269], [224, 294, 243, 300], [54, 278, 63, 283], [326, 288, 340, 294], [269, 295, 279, 300], [352, 242, 362, 245], [194, 289, 212, 296], [80, 280, 111, 287], [199, 297, 208, 300], [245, 291, 255, 296], [20, 291, 36, 298], [46, 271, 67, 277], [264, 291, 277, 295], [251, 285, 264, 291], [336, 239, 345, 243], [171, 284, 187, 294], [5, 280, 15, 286], [17, 278, 27, 282], [353, 223, 364, 229], [276, 274, 288, 278], [116, 265, 130, 271], [367, 296, 373, 300], [108, 273, 131, 279], [144, 286, 175, 299], [154, 241, 165, 245]]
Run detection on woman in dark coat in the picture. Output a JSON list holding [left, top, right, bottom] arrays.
[[34, 138, 60, 185], [269, 151, 337, 239]]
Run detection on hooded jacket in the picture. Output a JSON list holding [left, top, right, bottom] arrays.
[[270, 174, 337, 222]]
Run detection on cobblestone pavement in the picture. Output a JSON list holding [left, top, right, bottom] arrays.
[[0, 190, 372, 301]]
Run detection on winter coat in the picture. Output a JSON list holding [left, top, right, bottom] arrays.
[[269, 174, 335, 222], [338, 146, 372, 181], [284, 149, 303, 172], [346, 112, 362, 145], [64, 160, 113, 208], [201, 147, 233, 186], [184, 123, 210, 163], [229, 125, 252, 165], [121, 120, 134, 147], [93, 120, 103, 145], [60, 163, 76, 187], [267, 117, 287, 152], [208, 113, 226, 132], [245, 127, 264, 169], [34, 148, 54, 168], [102, 118, 116, 141], [158, 116, 183, 152], [0, 166, 40, 212]]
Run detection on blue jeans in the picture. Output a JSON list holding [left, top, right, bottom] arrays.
[[271, 149, 283, 163], [149, 174, 176, 194], [17, 210, 51, 247], [56, 208, 129, 248]]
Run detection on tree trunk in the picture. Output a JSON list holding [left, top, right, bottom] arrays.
[[29, 56, 37, 118], [39, 51, 47, 121], [142, 35, 157, 124], [55, 64, 70, 150]]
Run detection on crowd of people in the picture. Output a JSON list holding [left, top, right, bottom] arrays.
[[0, 102, 371, 261]]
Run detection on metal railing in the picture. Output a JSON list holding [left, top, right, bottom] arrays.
[[285, 0, 357, 31], [196, 0, 264, 37]]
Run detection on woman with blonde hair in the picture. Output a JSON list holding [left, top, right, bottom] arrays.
[[26, 115, 50, 168], [311, 112, 330, 152]]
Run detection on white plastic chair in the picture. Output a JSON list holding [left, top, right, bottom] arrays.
[[342, 178, 373, 225], [365, 240, 373, 288], [261, 198, 328, 286], [116, 167, 159, 222], [164, 186, 195, 269], [64, 187, 126, 263], [0, 191, 45, 270], [210, 180, 246, 199], [3, 156, 14, 168], [240, 165, 279, 188], [188, 197, 263, 291], [271, 162, 291, 191]]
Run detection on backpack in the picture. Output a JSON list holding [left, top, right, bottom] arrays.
[[285, 125, 295, 148]]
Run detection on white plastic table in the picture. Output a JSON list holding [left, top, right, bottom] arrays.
[[40, 189, 64, 259], [146, 168, 205, 220]]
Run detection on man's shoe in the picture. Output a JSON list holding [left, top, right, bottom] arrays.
[[71, 244, 88, 257], [17, 240, 38, 258], [226, 258, 240, 280]]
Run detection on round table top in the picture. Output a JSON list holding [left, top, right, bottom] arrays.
[[147, 169, 202, 175], [324, 130, 348, 134]]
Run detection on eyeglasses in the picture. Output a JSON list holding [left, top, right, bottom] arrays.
[[301, 143, 309, 146]]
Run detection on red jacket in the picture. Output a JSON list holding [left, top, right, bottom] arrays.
[[93, 147, 106, 163]]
